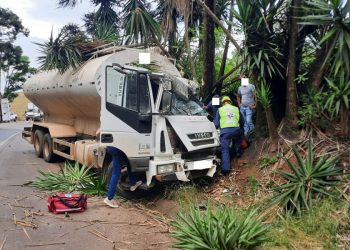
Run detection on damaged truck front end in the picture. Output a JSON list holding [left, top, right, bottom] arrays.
[[100, 64, 220, 190], [145, 74, 220, 185]]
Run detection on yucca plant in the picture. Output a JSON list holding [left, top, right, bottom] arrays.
[[300, 0, 350, 76], [172, 206, 269, 250], [256, 81, 279, 145], [122, 0, 161, 44], [270, 140, 343, 215], [36, 29, 86, 74], [324, 72, 350, 137], [83, 172, 108, 196], [31, 162, 95, 192], [94, 22, 119, 43]]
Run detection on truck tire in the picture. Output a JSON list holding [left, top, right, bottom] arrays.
[[33, 130, 44, 157], [103, 161, 146, 200], [43, 133, 55, 162]]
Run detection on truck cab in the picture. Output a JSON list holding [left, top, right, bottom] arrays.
[[100, 64, 220, 187]]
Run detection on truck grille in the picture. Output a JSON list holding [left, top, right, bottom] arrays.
[[182, 149, 216, 161], [191, 139, 215, 146]]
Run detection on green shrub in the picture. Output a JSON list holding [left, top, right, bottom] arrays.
[[297, 87, 328, 127], [172, 206, 269, 249], [270, 140, 343, 214]]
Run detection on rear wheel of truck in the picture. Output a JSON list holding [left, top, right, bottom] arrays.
[[43, 133, 55, 162], [33, 130, 44, 157], [103, 160, 147, 200]]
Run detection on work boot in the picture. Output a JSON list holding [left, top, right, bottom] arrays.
[[130, 181, 142, 192], [104, 198, 119, 208]]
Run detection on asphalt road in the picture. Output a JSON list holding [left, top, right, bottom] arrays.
[[0, 122, 172, 250], [0, 122, 25, 150]]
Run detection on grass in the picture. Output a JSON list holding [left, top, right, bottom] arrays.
[[259, 155, 278, 169], [164, 183, 203, 209], [248, 176, 259, 194], [265, 197, 350, 249]]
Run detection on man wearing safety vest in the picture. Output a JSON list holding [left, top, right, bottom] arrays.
[[214, 96, 243, 175]]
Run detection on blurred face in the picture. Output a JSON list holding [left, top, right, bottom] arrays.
[[241, 78, 249, 86]]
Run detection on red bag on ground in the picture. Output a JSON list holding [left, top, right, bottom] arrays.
[[48, 193, 87, 214], [241, 137, 249, 150]]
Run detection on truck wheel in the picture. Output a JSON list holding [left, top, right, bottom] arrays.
[[103, 161, 146, 200], [43, 133, 55, 162], [33, 130, 44, 157]]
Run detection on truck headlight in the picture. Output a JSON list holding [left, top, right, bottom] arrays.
[[157, 164, 175, 174]]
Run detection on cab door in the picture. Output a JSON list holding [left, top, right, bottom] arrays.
[[100, 66, 153, 157]]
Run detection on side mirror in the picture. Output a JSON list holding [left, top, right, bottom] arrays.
[[139, 114, 152, 122], [112, 64, 128, 74]]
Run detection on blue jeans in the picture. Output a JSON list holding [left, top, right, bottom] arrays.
[[220, 128, 241, 172], [106, 146, 136, 200], [240, 106, 255, 136]]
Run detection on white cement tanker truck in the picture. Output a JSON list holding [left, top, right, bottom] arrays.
[[22, 46, 220, 192]]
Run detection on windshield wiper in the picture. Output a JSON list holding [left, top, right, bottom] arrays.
[[173, 105, 191, 115]]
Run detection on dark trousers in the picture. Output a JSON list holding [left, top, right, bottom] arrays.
[[220, 128, 241, 172], [106, 146, 136, 200]]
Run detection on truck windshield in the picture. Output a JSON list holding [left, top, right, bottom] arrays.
[[160, 91, 206, 116]]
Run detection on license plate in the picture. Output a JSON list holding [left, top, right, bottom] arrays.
[[193, 159, 212, 170]]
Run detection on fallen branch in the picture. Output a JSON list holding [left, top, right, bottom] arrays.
[[9, 204, 34, 209], [0, 236, 7, 250], [25, 241, 65, 247], [88, 230, 114, 244], [14, 219, 38, 229], [16, 196, 28, 202], [22, 227, 32, 241], [151, 241, 174, 246]]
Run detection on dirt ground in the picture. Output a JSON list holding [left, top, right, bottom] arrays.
[[0, 122, 174, 250]]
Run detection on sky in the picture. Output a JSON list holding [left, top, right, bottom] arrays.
[[1, 0, 96, 67], [0, 0, 98, 93]]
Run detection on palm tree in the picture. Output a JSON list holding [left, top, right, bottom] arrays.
[[174, 0, 197, 80], [36, 28, 86, 73], [122, 0, 161, 45], [286, 0, 302, 128], [217, 0, 235, 91], [58, 0, 120, 37], [155, 0, 178, 56], [202, 0, 216, 97]]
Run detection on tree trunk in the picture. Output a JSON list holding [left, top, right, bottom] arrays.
[[307, 37, 332, 89], [340, 102, 350, 138], [185, 19, 197, 80], [266, 106, 279, 146], [285, 0, 301, 128], [151, 32, 172, 58], [195, 0, 241, 51], [202, 0, 216, 97], [217, 0, 235, 92]]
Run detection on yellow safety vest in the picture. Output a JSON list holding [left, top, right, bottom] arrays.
[[219, 104, 240, 128]]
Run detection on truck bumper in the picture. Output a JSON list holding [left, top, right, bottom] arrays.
[[146, 158, 217, 186]]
